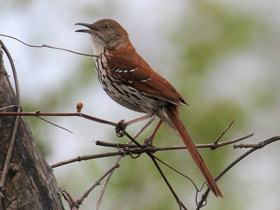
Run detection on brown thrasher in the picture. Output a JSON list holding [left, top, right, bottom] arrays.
[[76, 19, 223, 197]]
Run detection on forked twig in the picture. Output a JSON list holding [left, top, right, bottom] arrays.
[[76, 164, 120, 206], [0, 34, 97, 58], [150, 156, 188, 210], [59, 186, 78, 210], [214, 120, 235, 144]]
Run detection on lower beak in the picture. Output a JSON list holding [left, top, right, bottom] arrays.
[[75, 22, 98, 33], [75, 29, 91, 33]]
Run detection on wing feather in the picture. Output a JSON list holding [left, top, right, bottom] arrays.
[[106, 48, 188, 106]]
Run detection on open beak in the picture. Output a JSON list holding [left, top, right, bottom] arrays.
[[75, 23, 99, 33]]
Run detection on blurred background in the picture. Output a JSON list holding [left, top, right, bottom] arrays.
[[1, 0, 280, 209]]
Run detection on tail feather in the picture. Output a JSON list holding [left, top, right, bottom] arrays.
[[165, 106, 223, 197]]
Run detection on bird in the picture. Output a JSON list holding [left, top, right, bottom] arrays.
[[76, 19, 223, 197]]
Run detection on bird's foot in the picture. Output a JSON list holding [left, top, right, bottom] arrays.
[[115, 119, 127, 137]]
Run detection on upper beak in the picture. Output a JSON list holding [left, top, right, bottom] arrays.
[[75, 22, 99, 33]]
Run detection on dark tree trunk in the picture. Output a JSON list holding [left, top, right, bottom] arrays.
[[0, 43, 64, 210]]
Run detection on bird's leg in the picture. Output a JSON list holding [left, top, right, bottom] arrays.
[[115, 114, 154, 137], [144, 120, 163, 147]]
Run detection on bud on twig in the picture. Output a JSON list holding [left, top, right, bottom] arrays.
[[76, 102, 83, 112]]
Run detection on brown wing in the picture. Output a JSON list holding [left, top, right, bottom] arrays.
[[106, 47, 188, 106]]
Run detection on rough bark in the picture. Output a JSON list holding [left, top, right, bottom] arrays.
[[0, 44, 64, 209]]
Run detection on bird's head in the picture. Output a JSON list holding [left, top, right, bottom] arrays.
[[76, 19, 130, 51]]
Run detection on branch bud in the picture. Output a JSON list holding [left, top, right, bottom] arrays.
[[76, 102, 83, 112]]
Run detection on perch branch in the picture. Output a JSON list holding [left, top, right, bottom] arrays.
[[1, 110, 254, 209], [0, 111, 117, 127], [95, 133, 254, 151], [51, 133, 253, 170]]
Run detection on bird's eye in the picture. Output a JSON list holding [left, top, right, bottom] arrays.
[[103, 24, 110, 30]]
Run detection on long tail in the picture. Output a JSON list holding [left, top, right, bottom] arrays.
[[165, 106, 223, 197]]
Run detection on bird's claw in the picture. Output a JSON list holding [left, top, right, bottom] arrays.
[[115, 119, 127, 137]]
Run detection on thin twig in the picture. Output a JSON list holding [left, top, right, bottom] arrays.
[[196, 136, 280, 210], [0, 34, 97, 58], [51, 152, 123, 168], [150, 156, 188, 210], [233, 143, 265, 149], [0, 41, 21, 105], [36, 116, 73, 134], [214, 120, 235, 144], [95, 155, 123, 210], [153, 155, 200, 193], [75, 164, 120, 206], [0, 105, 18, 111]]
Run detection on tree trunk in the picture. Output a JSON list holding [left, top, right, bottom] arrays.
[[0, 43, 64, 210]]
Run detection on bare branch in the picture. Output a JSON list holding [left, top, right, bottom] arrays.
[[0, 33, 97, 58]]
